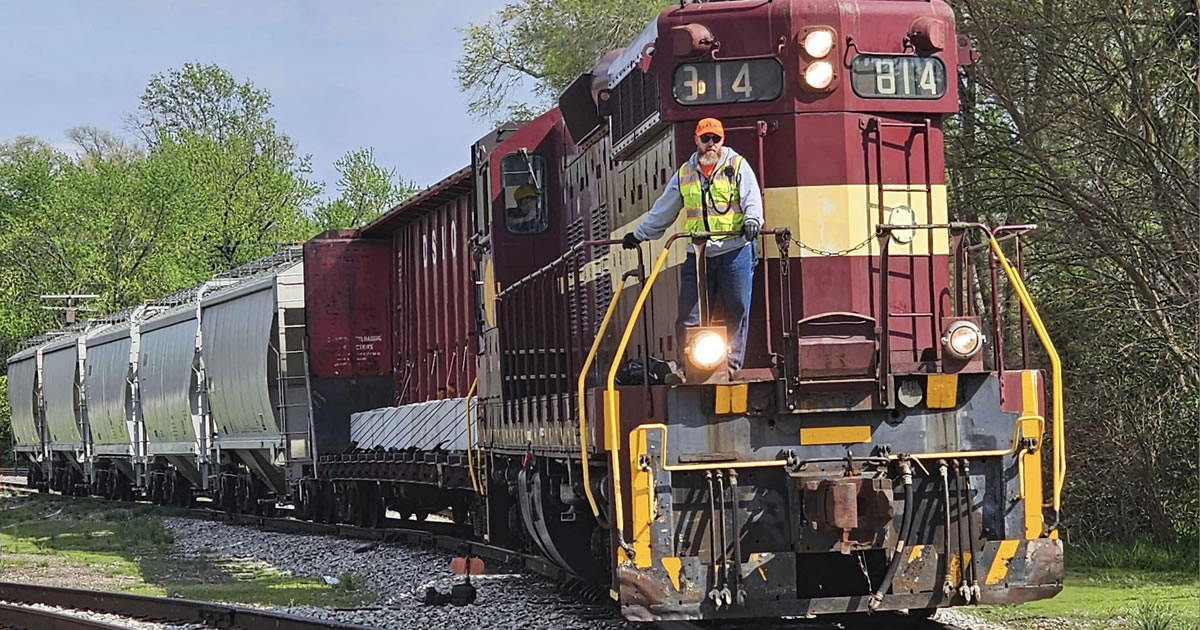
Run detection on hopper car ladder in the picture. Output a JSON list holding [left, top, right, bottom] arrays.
[[274, 319, 315, 466]]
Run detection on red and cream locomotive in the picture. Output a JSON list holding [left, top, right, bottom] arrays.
[[468, 0, 1064, 621], [8, 0, 1065, 624]]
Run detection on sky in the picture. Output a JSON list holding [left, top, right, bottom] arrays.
[[0, 1, 529, 196]]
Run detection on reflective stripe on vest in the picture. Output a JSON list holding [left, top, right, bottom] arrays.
[[679, 154, 745, 239]]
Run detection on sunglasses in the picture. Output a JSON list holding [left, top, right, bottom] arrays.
[[699, 134, 723, 144]]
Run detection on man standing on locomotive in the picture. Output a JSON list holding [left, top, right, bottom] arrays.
[[622, 118, 763, 371]]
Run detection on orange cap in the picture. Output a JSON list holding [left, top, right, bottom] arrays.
[[695, 118, 724, 138]]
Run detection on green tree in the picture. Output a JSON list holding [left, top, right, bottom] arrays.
[[314, 147, 419, 230], [0, 136, 200, 329], [130, 63, 319, 270], [950, 0, 1198, 540], [0, 141, 74, 353], [456, 0, 670, 120], [0, 375, 11, 468]]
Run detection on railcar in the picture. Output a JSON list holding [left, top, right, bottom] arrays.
[[9, 249, 314, 512]]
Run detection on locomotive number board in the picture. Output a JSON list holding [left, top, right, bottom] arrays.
[[850, 55, 947, 99], [672, 59, 783, 106]]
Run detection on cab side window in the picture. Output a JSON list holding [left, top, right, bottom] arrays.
[[501, 153, 548, 235]]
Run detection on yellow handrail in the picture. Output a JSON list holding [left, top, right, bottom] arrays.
[[577, 275, 631, 518], [987, 236, 1065, 515], [877, 221, 1065, 520], [890, 414, 1045, 462], [464, 378, 480, 494], [633, 424, 788, 471], [606, 244, 678, 557], [599, 230, 764, 556]]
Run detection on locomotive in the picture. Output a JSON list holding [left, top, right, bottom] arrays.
[[7, 0, 1066, 623]]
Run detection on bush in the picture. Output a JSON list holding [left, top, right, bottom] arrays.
[[1069, 536, 1199, 574]]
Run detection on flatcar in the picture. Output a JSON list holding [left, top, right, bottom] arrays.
[[7, 0, 1066, 624]]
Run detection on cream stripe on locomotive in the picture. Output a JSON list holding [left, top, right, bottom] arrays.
[[589, 182, 949, 287], [764, 183, 949, 257]]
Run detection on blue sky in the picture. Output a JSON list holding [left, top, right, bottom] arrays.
[[1, 1, 529, 196]]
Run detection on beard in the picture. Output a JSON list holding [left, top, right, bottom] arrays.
[[698, 149, 720, 167]]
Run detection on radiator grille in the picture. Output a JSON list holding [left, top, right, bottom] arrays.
[[611, 69, 658, 145]]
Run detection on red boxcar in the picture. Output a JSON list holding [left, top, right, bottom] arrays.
[[359, 167, 476, 405]]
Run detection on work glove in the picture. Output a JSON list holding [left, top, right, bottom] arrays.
[[742, 220, 761, 242], [622, 232, 641, 249]]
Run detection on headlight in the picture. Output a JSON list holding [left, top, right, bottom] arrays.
[[804, 61, 834, 90], [802, 29, 835, 58], [942, 321, 984, 359], [897, 378, 924, 408], [687, 330, 728, 370]]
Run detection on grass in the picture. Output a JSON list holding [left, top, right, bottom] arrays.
[[976, 536, 1200, 629], [0, 493, 374, 609], [978, 569, 1199, 628], [1069, 536, 1199, 574]]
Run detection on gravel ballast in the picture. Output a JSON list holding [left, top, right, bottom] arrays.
[[162, 518, 630, 629], [162, 517, 1022, 630]]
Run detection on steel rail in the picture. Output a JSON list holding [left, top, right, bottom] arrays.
[[0, 601, 131, 630], [651, 612, 971, 629], [0, 581, 377, 630], [6, 477, 980, 629]]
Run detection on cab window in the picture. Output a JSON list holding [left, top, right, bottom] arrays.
[[500, 153, 548, 234]]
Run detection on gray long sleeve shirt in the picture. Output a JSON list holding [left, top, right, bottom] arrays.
[[631, 146, 764, 257]]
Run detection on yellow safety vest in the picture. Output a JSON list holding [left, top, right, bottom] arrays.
[[679, 154, 745, 240]]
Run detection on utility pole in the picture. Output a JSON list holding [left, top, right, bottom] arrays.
[[39, 294, 99, 324]]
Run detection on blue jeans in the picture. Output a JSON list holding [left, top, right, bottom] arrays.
[[677, 243, 756, 370]]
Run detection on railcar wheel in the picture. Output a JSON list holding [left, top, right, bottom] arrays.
[[107, 472, 120, 500], [296, 480, 315, 520], [317, 481, 337, 524], [69, 469, 84, 496], [517, 468, 608, 583], [452, 499, 469, 525], [173, 473, 193, 508], [236, 476, 254, 514], [337, 482, 356, 525], [357, 482, 383, 528]]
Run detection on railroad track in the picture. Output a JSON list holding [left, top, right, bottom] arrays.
[[0, 581, 376, 629], [651, 612, 969, 630], [1, 476, 585, 593], [0, 601, 132, 630], [3, 480, 971, 630]]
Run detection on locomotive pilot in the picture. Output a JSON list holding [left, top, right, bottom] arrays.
[[623, 118, 763, 371]]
